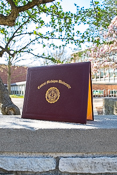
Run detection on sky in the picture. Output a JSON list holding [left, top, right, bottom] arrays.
[[60, 0, 91, 12], [42, 0, 92, 63]]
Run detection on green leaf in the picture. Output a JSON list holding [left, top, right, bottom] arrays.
[[33, 31, 36, 34]]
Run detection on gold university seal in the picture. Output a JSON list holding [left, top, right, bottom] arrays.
[[45, 87, 60, 103]]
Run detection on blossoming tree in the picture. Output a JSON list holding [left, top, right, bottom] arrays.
[[85, 16, 117, 79]]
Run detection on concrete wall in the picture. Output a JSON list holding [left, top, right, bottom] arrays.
[[0, 115, 117, 175]]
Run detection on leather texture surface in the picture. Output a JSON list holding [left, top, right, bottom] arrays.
[[22, 62, 93, 124]]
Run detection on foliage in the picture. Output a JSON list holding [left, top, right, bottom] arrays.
[[0, 0, 83, 65], [72, 16, 117, 78], [71, 0, 117, 79], [75, 0, 117, 45], [1, 0, 116, 81], [0, 0, 55, 26], [0, 0, 84, 94]]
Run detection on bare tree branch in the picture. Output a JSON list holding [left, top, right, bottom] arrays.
[[0, 0, 55, 26], [15, 38, 40, 54], [22, 50, 57, 62], [18, 0, 55, 12], [5, 18, 30, 48], [0, 46, 14, 57]]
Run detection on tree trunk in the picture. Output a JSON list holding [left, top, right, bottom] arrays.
[[7, 60, 11, 94], [0, 77, 20, 115]]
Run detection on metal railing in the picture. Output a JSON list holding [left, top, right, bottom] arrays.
[[92, 75, 117, 83]]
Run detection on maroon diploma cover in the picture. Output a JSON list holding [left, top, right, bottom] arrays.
[[22, 62, 94, 124]]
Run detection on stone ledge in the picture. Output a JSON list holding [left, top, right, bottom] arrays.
[[0, 115, 117, 174], [0, 115, 117, 154], [0, 155, 117, 174], [59, 157, 117, 174]]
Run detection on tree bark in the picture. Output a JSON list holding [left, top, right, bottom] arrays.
[[7, 59, 12, 94], [0, 0, 55, 26], [0, 77, 20, 115]]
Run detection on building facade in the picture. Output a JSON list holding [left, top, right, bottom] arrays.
[[0, 64, 27, 96], [0, 64, 27, 84]]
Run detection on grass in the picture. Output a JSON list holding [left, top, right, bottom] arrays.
[[10, 94, 24, 98]]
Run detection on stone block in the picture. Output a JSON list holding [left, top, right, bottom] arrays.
[[0, 156, 56, 172], [103, 98, 117, 115], [59, 157, 117, 174], [114, 101, 117, 115]]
